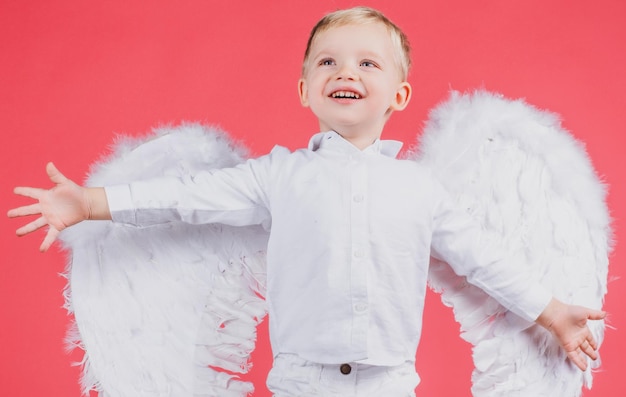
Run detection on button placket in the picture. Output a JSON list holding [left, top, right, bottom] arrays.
[[349, 159, 369, 349]]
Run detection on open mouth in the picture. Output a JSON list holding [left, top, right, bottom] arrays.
[[330, 90, 362, 99]]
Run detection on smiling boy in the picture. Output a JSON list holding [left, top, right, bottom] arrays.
[[8, 6, 604, 397], [298, 15, 411, 150]]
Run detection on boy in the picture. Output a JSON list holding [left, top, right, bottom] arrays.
[[8, 6, 604, 396]]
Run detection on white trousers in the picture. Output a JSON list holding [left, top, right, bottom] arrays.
[[267, 354, 420, 396]]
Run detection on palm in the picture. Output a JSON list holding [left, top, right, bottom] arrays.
[[8, 162, 88, 251], [40, 179, 88, 230], [547, 302, 604, 371]]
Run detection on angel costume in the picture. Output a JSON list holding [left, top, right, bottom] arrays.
[[60, 91, 611, 396]]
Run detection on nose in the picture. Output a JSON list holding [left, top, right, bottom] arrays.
[[335, 63, 358, 80]]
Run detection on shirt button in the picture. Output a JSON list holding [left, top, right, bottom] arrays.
[[354, 303, 368, 312], [353, 250, 364, 258], [340, 363, 352, 375], [352, 194, 364, 203]]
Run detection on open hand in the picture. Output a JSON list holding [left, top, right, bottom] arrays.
[[7, 162, 91, 252], [536, 298, 606, 371]]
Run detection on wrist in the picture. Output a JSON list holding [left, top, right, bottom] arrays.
[[535, 297, 565, 331], [85, 187, 111, 220]]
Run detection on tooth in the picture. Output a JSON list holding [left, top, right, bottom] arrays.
[[331, 91, 361, 99]]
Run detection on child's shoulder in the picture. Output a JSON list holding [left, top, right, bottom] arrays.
[[265, 144, 312, 160], [392, 154, 435, 174], [252, 144, 314, 171]]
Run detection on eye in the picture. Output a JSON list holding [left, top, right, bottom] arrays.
[[360, 60, 378, 68], [319, 58, 335, 66]]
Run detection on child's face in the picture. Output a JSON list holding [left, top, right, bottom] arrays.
[[298, 22, 411, 140]]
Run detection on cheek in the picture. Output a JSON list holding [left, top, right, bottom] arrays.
[[310, 76, 327, 94], [309, 80, 329, 103]]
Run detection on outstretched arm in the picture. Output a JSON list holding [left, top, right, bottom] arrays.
[[7, 162, 110, 252], [536, 298, 606, 371]]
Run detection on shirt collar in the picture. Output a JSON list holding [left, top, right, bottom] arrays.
[[307, 131, 403, 158]]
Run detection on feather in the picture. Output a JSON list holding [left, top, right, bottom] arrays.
[[58, 93, 611, 396], [59, 124, 268, 396], [414, 90, 611, 396]]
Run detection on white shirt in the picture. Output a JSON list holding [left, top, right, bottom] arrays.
[[106, 131, 552, 366]]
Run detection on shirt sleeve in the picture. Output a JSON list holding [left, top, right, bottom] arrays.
[[429, 181, 552, 322], [105, 147, 289, 228]]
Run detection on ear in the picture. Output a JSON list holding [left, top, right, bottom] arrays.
[[389, 81, 412, 111], [298, 78, 310, 107]]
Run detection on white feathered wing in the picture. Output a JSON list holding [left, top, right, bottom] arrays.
[[415, 90, 611, 396], [60, 124, 268, 396], [58, 92, 611, 397]]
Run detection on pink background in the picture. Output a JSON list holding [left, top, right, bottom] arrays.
[[2, 1, 625, 395]]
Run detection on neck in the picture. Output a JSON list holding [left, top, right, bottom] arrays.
[[324, 125, 384, 150], [338, 132, 378, 150]]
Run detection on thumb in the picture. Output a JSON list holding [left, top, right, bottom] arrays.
[[46, 162, 68, 185], [588, 309, 607, 321]]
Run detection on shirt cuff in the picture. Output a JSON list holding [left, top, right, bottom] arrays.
[[513, 284, 553, 322], [104, 184, 136, 225]]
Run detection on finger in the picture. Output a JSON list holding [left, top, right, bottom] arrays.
[[581, 340, 598, 360], [567, 349, 588, 371], [16, 216, 48, 236], [587, 309, 606, 321], [46, 162, 68, 185], [39, 227, 60, 252], [7, 203, 41, 218], [587, 332, 598, 350], [13, 186, 45, 200]]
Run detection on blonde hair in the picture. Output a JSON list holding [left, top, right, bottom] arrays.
[[302, 6, 411, 79]]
